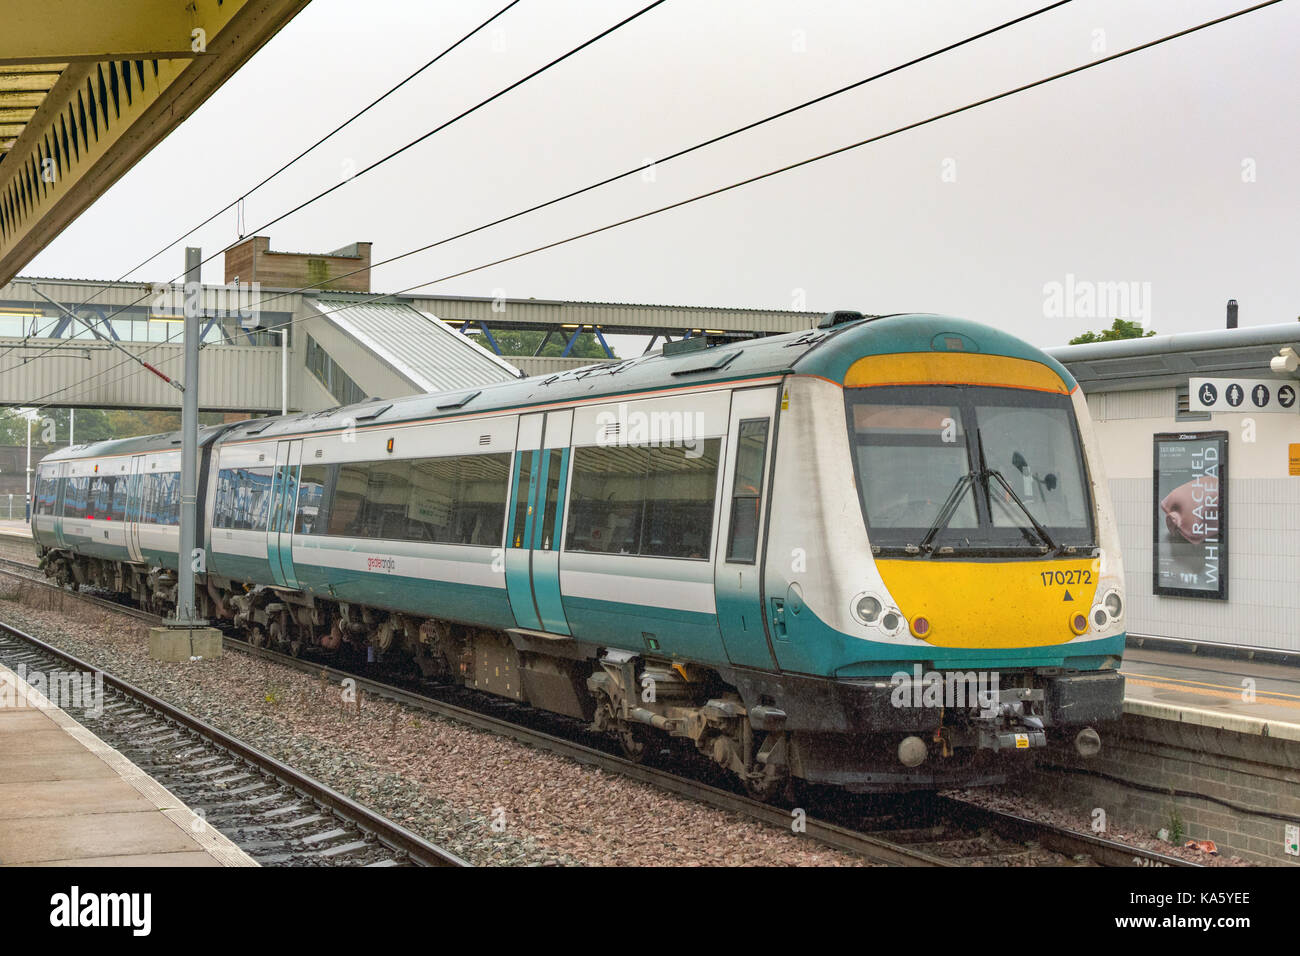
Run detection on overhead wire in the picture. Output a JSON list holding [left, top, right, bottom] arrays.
[[7, 0, 1283, 415]]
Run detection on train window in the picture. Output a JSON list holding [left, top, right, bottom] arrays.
[[847, 387, 1095, 551], [566, 445, 644, 555], [971, 402, 1091, 534], [726, 420, 769, 563], [641, 441, 720, 558], [361, 459, 413, 539], [538, 449, 563, 550], [327, 464, 368, 536], [63, 476, 89, 519], [295, 465, 331, 535], [86, 475, 129, 522], [452, 453, 510, 546], [312, 454, 510, 545], [138, 472, 180, 525], [509, 453, 534, 548], [34, 475, 58, 516], [109, 476, 128, 522], [852, 399, 978, 533], [566, 440, 721, 559], [213, 467, 272, 530]]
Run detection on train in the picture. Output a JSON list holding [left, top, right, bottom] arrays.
[[29, 311, 1126, 796]]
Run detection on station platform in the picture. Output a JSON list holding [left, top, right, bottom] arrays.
[[0, 519, 31, 538], [1121, 646, 1300, 738], [0, 662, 255, 867]]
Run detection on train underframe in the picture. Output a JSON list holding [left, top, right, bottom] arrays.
[[38, 548, 1123, 797]]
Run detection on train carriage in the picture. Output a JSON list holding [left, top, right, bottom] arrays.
[[32, 312, 1125, 795]]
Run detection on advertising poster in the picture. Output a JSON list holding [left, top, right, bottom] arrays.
[[1153, 431, 1227, 599]]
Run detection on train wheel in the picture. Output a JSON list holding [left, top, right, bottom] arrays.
[[249, 626, 267, 648], [617, 725, 648, 763], [741, 769, 790, 803], [596, 699, 648, 763]]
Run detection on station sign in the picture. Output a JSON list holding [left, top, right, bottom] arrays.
[[1189, 377, 1298, 413]]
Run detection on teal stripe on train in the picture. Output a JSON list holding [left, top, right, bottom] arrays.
[[774, 595, 1122, 676], [291, 562, 517, 631], [563, 595, 729, 664]]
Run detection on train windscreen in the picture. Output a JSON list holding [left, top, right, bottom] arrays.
[[846, 384, 1095, 555]]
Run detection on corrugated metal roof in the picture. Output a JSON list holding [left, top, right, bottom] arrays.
[[1047, 322, 1300, 393], [309, 297, 520, 393]]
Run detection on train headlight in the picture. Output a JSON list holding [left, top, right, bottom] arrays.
[[1103, 589, 1123, 620], [880, 611, 905, 635], [852, 594, 883, 625], [1091, 606, 1110, 630]]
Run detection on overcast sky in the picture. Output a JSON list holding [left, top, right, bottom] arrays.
[[22, 0, 1300, 349]]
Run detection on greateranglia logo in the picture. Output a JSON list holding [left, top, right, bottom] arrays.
[[49, 886, 151, 937]]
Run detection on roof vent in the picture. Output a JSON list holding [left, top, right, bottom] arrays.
[[818, 310, 865, 329], [662, 337, 709, 356]]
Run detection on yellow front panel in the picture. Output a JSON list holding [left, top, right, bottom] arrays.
[[875, 558, 1101, 648], [845, 352, 1071, 394]]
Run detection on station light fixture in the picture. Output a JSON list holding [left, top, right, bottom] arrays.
[[1270, 347, 1298, 375]]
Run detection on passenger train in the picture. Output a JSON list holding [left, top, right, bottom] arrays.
[[29, 312, 1126, 795]]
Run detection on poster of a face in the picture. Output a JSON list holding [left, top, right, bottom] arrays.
[[1153, 432, 1227, 599]]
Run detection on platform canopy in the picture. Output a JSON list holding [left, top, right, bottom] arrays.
[[0, 0, 311, 285]]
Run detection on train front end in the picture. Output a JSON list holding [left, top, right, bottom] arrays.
[[770, 314, 1125, 790]]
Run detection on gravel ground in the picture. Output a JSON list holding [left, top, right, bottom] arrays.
[[0, 579, 866, 867], [945, 787, 1254, 866]]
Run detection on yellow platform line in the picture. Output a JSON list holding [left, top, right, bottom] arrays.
[[1124, 676, 1300, 711]]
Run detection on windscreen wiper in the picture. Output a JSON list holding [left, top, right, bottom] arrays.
[[916, 471, 977, 553], [975, 426, 1057, 553]]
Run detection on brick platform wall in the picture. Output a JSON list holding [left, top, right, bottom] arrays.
[[1021, 714, 1300, 865]]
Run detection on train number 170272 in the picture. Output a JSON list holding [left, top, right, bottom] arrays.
[[1040, 569, 1092, 586]]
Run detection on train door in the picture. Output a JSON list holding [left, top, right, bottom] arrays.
[[713, 386, 779, 669], [52, 460, 70, 550], [504, 412, 573, 634], [531, 412, 573, 634], [266, 440, 302, 589], [123, 455, 145, 562]]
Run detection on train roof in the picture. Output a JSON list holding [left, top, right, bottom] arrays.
[[41, 313, 1076, 459], [39, 424, 232, 465], [211, 313, 1073, 443]]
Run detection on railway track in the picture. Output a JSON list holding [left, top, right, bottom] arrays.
[[0, 562, 1194, 868], [0, 614, 467, 867]]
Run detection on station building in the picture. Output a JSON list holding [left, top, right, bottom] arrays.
[[1049, 321, 1300, 655], [0, 236, 819, 416]]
